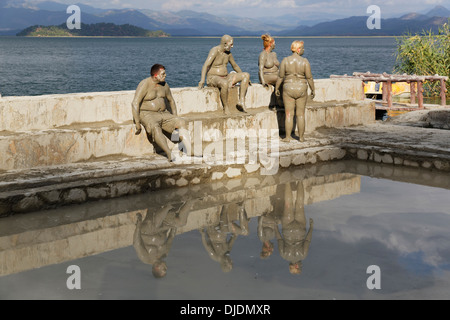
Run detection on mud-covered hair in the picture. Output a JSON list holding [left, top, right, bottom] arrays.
[[151, 64, 165, 77], [261, 34, 274, 48]]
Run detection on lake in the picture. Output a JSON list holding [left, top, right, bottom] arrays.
[[0, 36, 398, 97], [0, 160, 449, 300]]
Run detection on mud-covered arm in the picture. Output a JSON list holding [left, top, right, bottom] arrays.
[[164, 228, 177, 253], [227, 233, 238, 250], [303, 218, 314, 257], [304, 59, 315, 98], [200, 229, 217, 258], [133, 213, 152, 264], [229, 53, 243, 74], [275, 59, 285, 96], [165, 84, 178, 116], [258, 51, 267, 86], [131, 79, 147, 135], [199, 48, 216, 88], [257, 216, 264, 240]]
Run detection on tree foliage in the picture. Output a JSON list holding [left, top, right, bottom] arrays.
[[394, 19, 449, 97]]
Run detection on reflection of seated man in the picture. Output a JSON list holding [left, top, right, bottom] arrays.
[[199, 202, 249, 273], [257, 208, 279, 259], [198, 35, 251, 115], [133, 201, 193, 278], [131, 64, 191, 162], [276, 181, 313, 275]]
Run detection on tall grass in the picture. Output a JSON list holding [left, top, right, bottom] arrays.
[[394, 19, 449, 97]]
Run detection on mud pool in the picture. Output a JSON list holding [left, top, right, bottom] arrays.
[[1, 160, 449, 300]]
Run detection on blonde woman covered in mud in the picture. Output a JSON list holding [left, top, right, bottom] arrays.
[[275, 40, 315, 142]]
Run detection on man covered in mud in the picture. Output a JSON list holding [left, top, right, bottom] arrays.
[[132, 64, 191, 162], [198, 34, 251, 115]]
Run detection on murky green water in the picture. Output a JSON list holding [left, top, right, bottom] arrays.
[[1, 160, 449, 300]]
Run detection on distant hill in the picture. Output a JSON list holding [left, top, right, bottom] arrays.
[[424, 5, 450, 18], [16, 23, 170, 37], [0, 1, 290, 36], [279, 15, 449, 36]]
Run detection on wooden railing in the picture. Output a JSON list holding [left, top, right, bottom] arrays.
[[331, 72, 448, 109]]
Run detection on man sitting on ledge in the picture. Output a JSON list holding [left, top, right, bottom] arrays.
[[198, 34, 251, 115], [132, 64, 191, 162]]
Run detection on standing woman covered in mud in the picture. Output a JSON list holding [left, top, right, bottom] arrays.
[[276, 40, 315, 142]]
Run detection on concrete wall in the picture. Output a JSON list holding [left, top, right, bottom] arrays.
[[0, 79, 373, 170], [0, 79, 364, 132]]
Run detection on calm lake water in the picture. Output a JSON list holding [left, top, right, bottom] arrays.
[[0, 36, 398, 97], [1, 160, 449, 300]]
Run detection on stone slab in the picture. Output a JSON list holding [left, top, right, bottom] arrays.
[[0, 79, 364, 132]]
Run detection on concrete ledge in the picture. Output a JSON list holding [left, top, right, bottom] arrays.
[[0, 109, 279, 171], [276, 100, 375, 133], [0, 79, 364, 132], [0, 100, 376, 171], [0, 123, 154, 171], [0, 140, 350, 216]]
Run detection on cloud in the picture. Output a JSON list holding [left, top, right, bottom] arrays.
[[50, 0, 450, 18]]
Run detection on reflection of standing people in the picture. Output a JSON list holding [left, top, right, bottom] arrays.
[[199, 202, 249, 273], [258, 34, 280, 87], [276, 181, 313, 275], [257, 209, 279, 259], [133, 201, 193, 278], [275, 41, 315, 142], [198, 35, 251, 114]]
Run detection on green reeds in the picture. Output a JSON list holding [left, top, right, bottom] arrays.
[[394, 19, 449, 97]]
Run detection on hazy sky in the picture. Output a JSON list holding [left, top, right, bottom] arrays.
[[33, 0, 450, 19]]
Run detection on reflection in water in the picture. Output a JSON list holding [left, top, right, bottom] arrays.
[[277, 181, 313, 275], [199, 203, 249, 273], [258, 204, 277, 260], [133, 201, 193, 278], [132, 179, 315, 276], [1, 160, 450, 299]]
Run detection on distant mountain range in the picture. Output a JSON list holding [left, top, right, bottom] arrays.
[[1, 1, 449, 36]]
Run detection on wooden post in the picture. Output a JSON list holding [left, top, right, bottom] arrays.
[[362, 81, 366, 100], [381, 82, 387, 103], [410, 81, 416, 104], [386, 80, 392, 109], [417, 81, 424, 109], [441, 79, 447, 106]]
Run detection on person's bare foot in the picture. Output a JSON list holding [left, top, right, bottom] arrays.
[[281, 137, 293, 143]]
